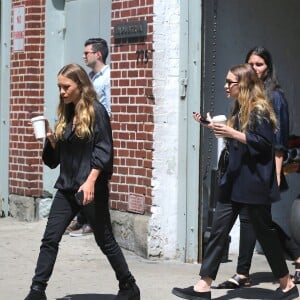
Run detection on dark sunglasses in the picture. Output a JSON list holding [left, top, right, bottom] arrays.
[[83, 51, 96, 56], [225, 79, 238, 86]]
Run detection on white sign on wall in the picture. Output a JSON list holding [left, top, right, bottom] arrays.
[[13, 6, 25, 52]]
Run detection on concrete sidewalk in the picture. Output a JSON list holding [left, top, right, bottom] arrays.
[[0, 217, 299, 300]]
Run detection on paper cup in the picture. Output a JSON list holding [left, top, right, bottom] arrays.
[[31, 116, 46, 139], [212, 115, 227, 124], [212, 115, 227, 156]]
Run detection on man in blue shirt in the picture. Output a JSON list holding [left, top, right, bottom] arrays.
[[83, 38, 111, 116]]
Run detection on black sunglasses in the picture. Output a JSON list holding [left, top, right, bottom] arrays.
[[83, 51, 96, 56], [225, 79, 238, 86]]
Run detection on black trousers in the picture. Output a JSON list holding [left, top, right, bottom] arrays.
[[31, 183, 131, 288], [200, 201, 289, 280], [76, 210, 88, 225], [237, 205, 300, 276]]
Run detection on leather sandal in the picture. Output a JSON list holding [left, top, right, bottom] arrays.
[[216, 274, 252, 289], [292, 263, 300, 284]]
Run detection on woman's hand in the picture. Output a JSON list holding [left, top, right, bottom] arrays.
[[212, 123, 246, 144], [78, 181, 95, 206], [45, 119, 56, 148], [211, 122, 232, 138], [79, 169, 100, 206], [192, 112, 213, 128]]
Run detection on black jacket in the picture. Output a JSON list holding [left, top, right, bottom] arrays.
[[219, 110, 280, 205], [271, 89, 289, 151], [42, 101, 113, 192]]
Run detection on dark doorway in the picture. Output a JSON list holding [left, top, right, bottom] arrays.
[[200, 0, 300, 258]]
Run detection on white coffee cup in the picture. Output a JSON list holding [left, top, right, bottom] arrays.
[[31, 116, 46, 139], [212, 115, 227, 158], [212, 114, 227, 124]]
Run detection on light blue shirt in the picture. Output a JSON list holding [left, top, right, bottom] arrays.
[[89, 65, 111, 116]]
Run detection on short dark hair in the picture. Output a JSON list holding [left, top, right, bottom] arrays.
[[84, 38, 108, 64]]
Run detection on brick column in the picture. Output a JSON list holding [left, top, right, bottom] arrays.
[[10, 0, 46, 197], [110, 0, 154, 214]]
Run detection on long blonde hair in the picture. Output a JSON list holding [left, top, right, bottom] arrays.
[[55, 64, 97, 139], [227, 63, 277, 132]]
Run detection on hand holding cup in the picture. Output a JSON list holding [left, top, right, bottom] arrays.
[[31, 116, 46, 139], [212, 115, 227, 138]]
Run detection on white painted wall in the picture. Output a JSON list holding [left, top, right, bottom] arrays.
[[150, 0, 241, 259], [150, 0, 181, 259]]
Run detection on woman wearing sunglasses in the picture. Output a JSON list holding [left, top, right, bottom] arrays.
[[172, 63, 298, 300], [217, 47, 300, 290]]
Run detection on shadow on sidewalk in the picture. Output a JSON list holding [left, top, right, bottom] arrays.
[[214, 287, 277, 299], [250, 271, 276, 286], [57, 294, 115, 300]]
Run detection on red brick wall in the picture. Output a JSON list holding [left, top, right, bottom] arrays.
[[110, 0, 154, 214], [9, 0, 154, 214], [9, 0, 46, 197]]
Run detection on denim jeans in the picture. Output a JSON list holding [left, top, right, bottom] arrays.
[[32, 183, 131, 288]]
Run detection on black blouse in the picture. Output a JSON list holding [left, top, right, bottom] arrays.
[[42, 101, 113, 192]]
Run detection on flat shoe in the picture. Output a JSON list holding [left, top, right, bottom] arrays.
[[24, 289, 47, 300], [266, 285, 299, 300], [216, 274, 251, 289], [172, 286, 211, 300]]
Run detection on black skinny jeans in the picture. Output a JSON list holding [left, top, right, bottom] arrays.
[[237, 205, 300, 276], [200, 200, 289, 280], [32, 184, 131, 288]]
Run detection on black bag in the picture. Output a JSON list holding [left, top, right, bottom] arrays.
[[217, 143, 229, 179], [214, 144, 231, 203]]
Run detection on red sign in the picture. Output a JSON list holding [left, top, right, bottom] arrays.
[[128, 193, 145, 214]]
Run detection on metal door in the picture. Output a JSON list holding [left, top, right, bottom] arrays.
[[43, 0, 111, 195], [64, 0, 111, 67]]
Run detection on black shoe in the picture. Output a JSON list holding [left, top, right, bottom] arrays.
[[267, 285, 299, 300], [24, 289, 47, 300], [172, 286, 211, 300], [116, 276, 140, 300], [216, 274, 252, 289]]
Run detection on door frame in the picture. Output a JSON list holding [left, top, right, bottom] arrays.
[[0, 0, 12, 216], [178, 0, 202, 262]]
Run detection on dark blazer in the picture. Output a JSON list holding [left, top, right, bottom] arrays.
[[42, 100, 113, 192], [271, 89, 289, 151], [219, 110, 280, 205]]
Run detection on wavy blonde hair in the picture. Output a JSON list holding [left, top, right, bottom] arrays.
[[227, 63, 277, 132], [55, 64, 97, 140]]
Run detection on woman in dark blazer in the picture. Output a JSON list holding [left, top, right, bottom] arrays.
[[218, 46, 300, 290], [172, 63, 298, 300]]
